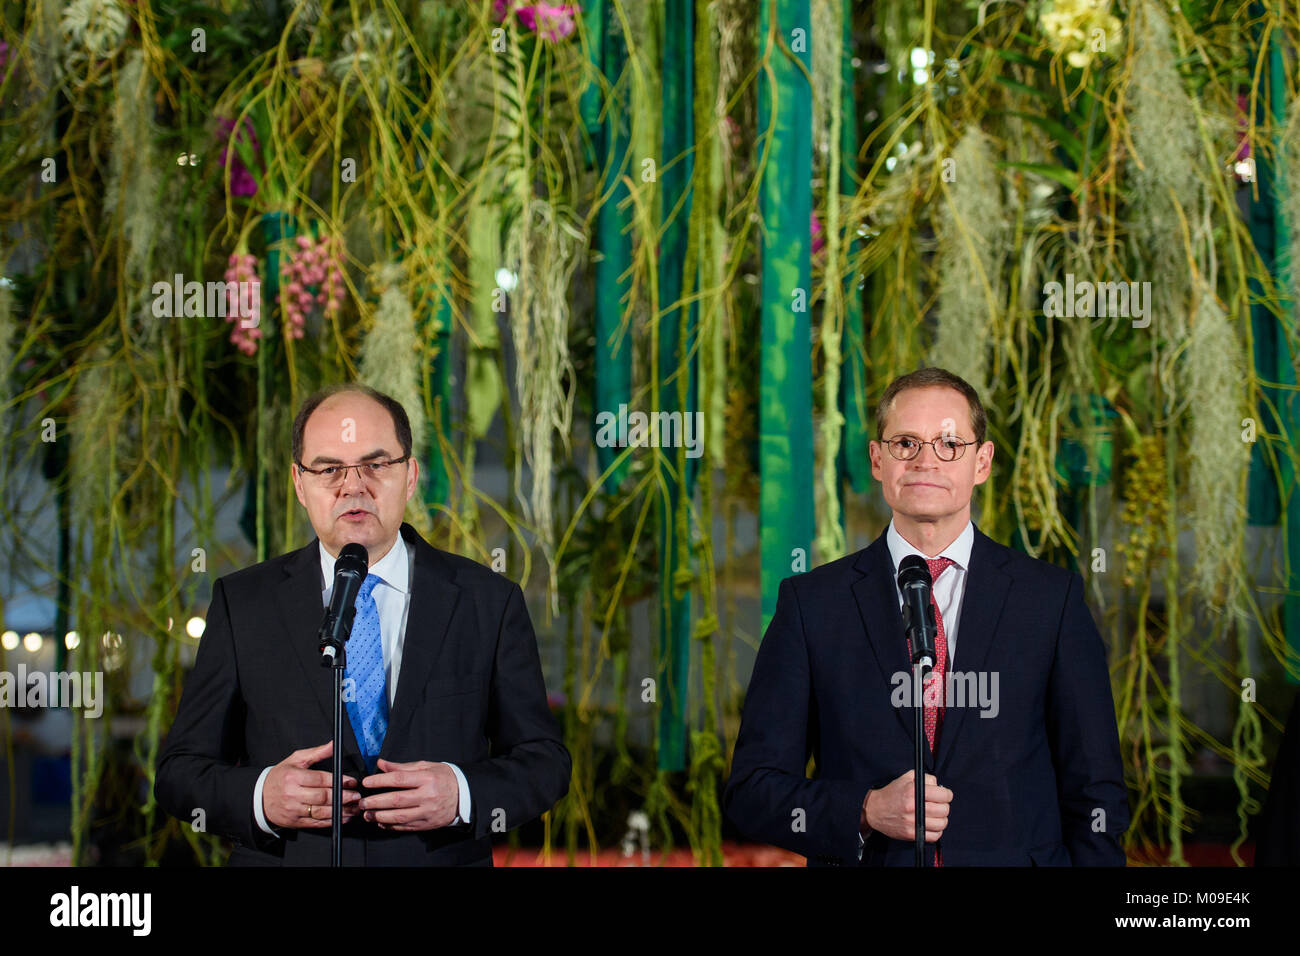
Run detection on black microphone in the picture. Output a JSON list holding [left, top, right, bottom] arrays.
[[898, 554, 937, 672], [318, 542, 369, 665]]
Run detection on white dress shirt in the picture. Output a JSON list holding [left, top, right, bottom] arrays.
[[885, 517, 974, 663], [860, 518, 974, 855], [252, 533, 472, 835]]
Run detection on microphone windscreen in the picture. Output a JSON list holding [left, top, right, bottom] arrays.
[[336, 541, 369, 576], [897, 553, 932, 588]]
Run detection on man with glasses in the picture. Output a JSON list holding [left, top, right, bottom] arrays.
[[724, 367, 1128, 866], [156, 384, 569, 865]]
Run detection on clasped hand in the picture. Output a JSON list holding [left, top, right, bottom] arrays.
[[262, 741, 460, 831]]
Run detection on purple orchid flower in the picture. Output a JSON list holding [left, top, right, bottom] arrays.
[[217, 116, 260, 198], [494, 1, 581, 43]]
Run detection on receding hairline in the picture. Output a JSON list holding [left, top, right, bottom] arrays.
[[300, 390, 397, 434], [878, 384, 979, 439], [293, 385, 412, 464]]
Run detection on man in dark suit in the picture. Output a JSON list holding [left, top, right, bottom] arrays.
[[1255, 688, 1300, 865], [155, 384, 570, 865], [724, 367, 1129, 865]]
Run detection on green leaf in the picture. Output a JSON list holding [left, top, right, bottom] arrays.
[[999, 161, 1080, 192], [992, 47, 1051, 69], [1002, 111, 1085, 167], [995, 76, 1050, 102]]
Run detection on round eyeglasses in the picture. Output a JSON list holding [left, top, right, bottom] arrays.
[[879, 437, 978, 462]]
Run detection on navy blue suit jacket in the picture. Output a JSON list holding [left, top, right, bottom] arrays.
[[723, 524, 1129, 866]]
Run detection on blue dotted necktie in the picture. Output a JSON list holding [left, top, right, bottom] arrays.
[[345, 573, 388, 773]]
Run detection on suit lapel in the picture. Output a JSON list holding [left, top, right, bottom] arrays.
[[378, 523, 461, 761], [934, 528, 1012, 773], [276, 538, 366, 773], [851, 531, 920, 753]]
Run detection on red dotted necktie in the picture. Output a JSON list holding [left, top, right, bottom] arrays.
[[904, 556, 955, 750], [904, 556, 955, 867]]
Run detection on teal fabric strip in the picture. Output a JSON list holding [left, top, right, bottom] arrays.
[[759, 0, 814, 632], [1269, 24, 1300, 679], [837, 0, 869, 496], [421, 281, 453, 513], [594, 0, 632, 491], [581, 0, 604, 166]]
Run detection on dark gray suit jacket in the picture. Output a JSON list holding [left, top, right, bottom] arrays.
[[155, 522, 570, 865]]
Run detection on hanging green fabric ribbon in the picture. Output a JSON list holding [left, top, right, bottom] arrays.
[[1266, 14, 1300, 674], [594, 0, 633, 491], [1247, 3, 1299, 676], [836, 0, 869, 496], [399, 119, 454, 516], [759, 0, 814, 632], [656, 0, 698, 772], [240, 210, 295, 556], [1270, 18, 1300, 678], [580, 0, 604, 167], [419, 275, 453, 514]]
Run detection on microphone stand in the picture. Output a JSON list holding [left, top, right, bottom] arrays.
[[899, 555, 938, 869], [910, 650, 932, 869], [319, 604, 355, 868]]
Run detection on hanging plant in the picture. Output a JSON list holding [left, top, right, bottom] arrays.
[[58, 0, 131, 90], [279, 233, 345, 341], [216, 116, 260, 198], [1037, 0, 1123, 71], [222, 250, 262, 356], [328, 10, 411, 104], [487, 6, 589, 594]]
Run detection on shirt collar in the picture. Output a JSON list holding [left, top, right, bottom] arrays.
[[886, 517, 974, 574], [317, 532, 409, 595]]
